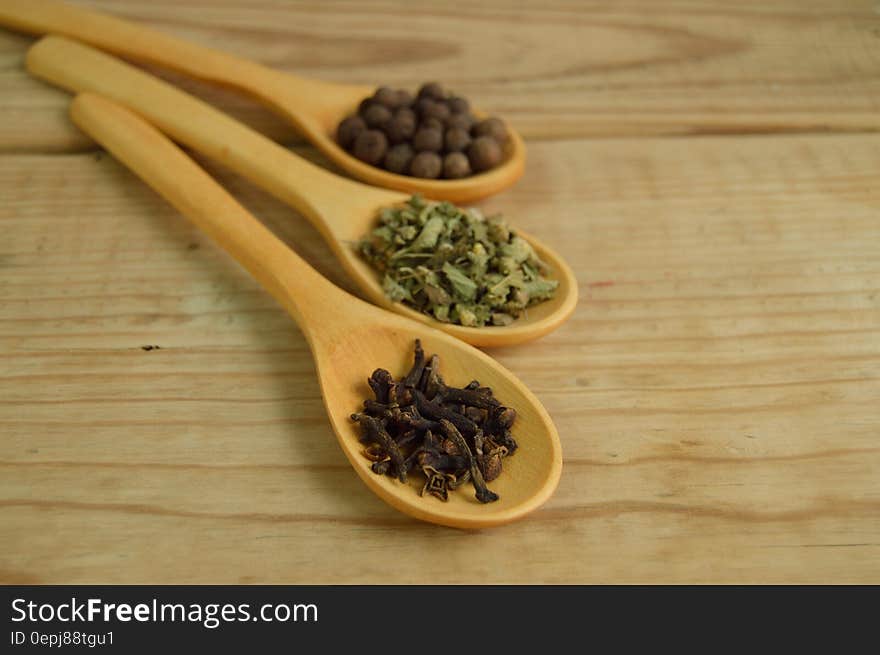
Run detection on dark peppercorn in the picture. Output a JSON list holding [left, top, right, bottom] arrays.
[[446, 112, 475, 131], [410, 151, 442, 178], [413, 126, 443, 152], [384, 143, 414, 174], [467, 136, 503, 172], [444, 127, 471, 152], [443, 152, 471, 179], [420, 101, 451, 124], [395, 89, 414, 108], [397, 107, 417, 123], [384, 108, 416, 144], [448, 96, 469, 114], [337, 115, 366, 150], [361, 103, 392, 129], [420, 116, 444, 132], [473, 117, 509, 145], [352, 129, 388, 165], [418, 81, 445, 100], [373, 86, 400, 108], [414, 97, 436, 117], [337, 83, 510, 178]]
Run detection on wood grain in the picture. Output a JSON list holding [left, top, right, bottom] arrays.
[[3, 127, 880, 582], [2, 0, 880, 583], [2, 0, 880, 152]]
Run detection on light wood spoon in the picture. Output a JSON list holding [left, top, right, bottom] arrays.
[[0, 0, 525, 203], [25, 35, 578, 348], [69, 92, 562, 529]]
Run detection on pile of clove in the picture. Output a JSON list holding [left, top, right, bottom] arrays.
[[351, 340, 517, 503]]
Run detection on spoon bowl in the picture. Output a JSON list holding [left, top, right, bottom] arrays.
[[26, 35, 578, 348], [318, 324, 562, 527], [70, 92, 562, 528], [0, 0, 526, 203]]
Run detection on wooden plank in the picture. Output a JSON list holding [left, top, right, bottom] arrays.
[[2, 0, 880, 152], [1, 132, 879, 583]]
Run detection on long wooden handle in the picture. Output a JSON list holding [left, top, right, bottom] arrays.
[[0, 0, 337, 113], [69, 92, 342, 331], [25, 35, 377, 238]]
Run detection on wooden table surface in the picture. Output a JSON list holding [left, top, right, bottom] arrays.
[[2, 0, 879, 584]]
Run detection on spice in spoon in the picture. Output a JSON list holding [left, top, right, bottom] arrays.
[[337, 82, 510, 178], [351, 340, 517, 503], [358, 195, 558, 327]]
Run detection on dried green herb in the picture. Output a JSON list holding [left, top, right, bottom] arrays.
[[358, 195, 558, 327], [351, 340, 515, 503]]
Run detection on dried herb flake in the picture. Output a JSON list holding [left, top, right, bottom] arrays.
[[358, 196, 558, 327]]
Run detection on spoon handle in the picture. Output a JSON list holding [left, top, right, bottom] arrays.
[[26, 35, 401, 236], [0, 0, 353, 118], [69, 92, 347, 333]]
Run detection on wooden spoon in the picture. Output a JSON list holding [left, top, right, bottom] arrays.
[[25, 35, 578, 348], [69, 92, 562, 528], [0, 0, 525, 203]]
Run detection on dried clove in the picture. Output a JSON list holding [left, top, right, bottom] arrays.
[[350, 413, 407, 483], [402, 339, 427, 388], [351, 340, 518, 503], [438, 419, 498, 504], [367, 368, 394, 403]]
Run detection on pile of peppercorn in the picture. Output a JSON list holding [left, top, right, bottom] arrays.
[[337, 82, 509, 180], [351, 340, 517, 503]]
